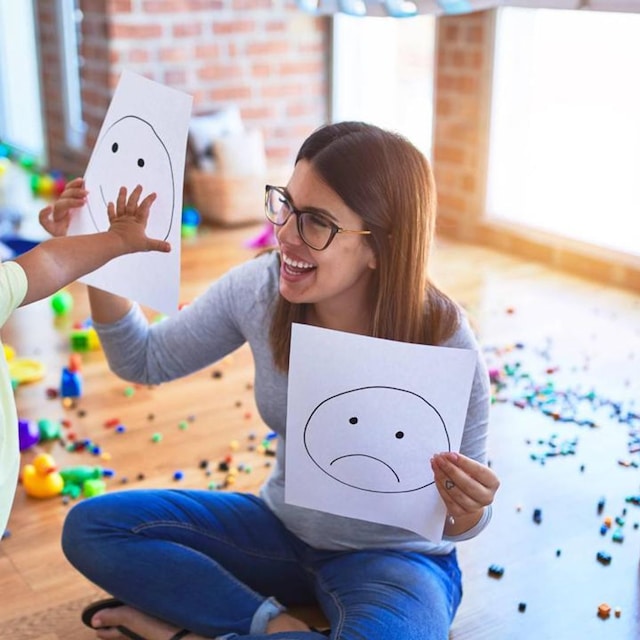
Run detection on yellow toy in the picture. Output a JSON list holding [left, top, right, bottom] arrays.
[[3, 344, 15, 361], [21, 453, 64, 498]]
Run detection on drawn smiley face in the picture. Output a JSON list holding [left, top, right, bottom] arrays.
[[84, 115, 175, 240], [303, 386, 450, 493]]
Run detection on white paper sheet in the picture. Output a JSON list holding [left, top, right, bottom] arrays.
[[285, 323, 477, 542], [68, 70, 193, 316]]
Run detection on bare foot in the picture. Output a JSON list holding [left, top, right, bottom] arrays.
[[266, 612, 311, 633], [90, 603, 205, 640]]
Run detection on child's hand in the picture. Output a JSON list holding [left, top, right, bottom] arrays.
[[38, 177, 88, 237], [107, 185, 171, 254]]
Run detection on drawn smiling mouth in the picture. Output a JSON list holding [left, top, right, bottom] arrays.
[[330, 454, 400, 483], [85, 184, 111, 232]]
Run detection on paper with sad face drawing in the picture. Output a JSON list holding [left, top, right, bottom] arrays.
[[68, 70, 193, 316], [285, 323, 477, 542]]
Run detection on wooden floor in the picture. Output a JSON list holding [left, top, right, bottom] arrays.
[[1, 222, 639, 640]]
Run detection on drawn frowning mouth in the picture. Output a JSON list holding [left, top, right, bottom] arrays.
[[330, 454, 400, 483]]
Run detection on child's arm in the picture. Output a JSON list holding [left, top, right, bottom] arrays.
[[16, 184, 170, 307]]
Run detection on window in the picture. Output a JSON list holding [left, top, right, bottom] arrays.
[[332, 13, 436, 158], [56, 0, 86, 150], [0, 0, 45, 161], [487, 7, 640, 257]]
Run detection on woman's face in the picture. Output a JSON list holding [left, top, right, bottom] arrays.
[[275, 160, 377, 318]]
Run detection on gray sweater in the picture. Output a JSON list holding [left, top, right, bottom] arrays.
[[95, 251, 491, 553]]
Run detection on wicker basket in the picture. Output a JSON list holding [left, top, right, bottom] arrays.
[[186, 170, 266, 227]]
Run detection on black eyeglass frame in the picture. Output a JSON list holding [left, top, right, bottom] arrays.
[[264, 185, 372, 251]]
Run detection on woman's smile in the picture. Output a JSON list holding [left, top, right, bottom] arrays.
[[280, 251, 316, 280]]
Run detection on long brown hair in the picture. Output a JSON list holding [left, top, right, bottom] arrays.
[[270, 121, 459, 370]]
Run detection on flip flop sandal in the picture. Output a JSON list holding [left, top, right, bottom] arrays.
[[81, 597, 190, 640]]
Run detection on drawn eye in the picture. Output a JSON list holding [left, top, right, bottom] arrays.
[[395, 431, 404, 439], [137, 158, 145, 168], [111, 142, 119, 153], [349, 417, 358, 425]]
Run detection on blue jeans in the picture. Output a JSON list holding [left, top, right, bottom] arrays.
[[62, 490, 462, 639]]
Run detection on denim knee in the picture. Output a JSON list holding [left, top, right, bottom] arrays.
[[61, 497, 99, 566]]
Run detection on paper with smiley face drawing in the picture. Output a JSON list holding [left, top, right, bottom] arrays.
[[67, 70, 193, 316], [285, 323, 476, 542]]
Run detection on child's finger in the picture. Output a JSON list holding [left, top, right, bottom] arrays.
[[137, 192, 157, 223], [38, 205, 53, 224], [126, 185, 143, 212], [66, 177, 85, 189], [107, 201, 116, 223], [53, 197, 85, 221], [58, 189, 88, 202], [146, 239, 171, 253], [58, 177, 88, 200], [116, 186, 128, 214]]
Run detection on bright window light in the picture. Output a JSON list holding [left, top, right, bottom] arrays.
[[0, 0, 45, 161], [57, 0, 86, 150], [487, 7, 640, 257], [332, 13, 435, 158]]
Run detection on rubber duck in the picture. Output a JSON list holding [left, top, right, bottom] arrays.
[[21, 453, 64, 498]]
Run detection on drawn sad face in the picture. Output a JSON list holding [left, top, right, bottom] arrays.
[[303, 386, 450, 493], [85, 115, 175, 240]]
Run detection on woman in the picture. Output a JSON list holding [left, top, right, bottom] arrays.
[[54, 122, 499, 640]]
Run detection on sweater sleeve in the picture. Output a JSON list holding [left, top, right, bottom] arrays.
[[93, 253, 273, 385], [442, 313, 491, 465], [441, 313, 493, 542]]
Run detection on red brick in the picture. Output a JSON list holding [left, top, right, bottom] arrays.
[[240, 106, 276, 121], [251, 63, 272, 78], [441, 23, 459, 43], [129, 49, 152, 63], [246, 41, 289, 56], [231, 0, 271, 9], [195, 44, 221, 59], [434, 145, 466, 165], [261, 84, 306, 99], [197, 64, 245, 81], [108, 0, 133, 11], [160, 47, 189, 62], [278, 61, 324, 76], [141, 0, 192, 12], [265, 20, 287, 33], [174, 23, 203, 38], [212, 20, 256, 35], [286, 103, 316, 118], [110, 23, 164, 39]]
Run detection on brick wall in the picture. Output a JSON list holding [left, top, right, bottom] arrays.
[[39, 0, 329, 175], [36, 2, 83, 173], [433, 10, 494, 242]]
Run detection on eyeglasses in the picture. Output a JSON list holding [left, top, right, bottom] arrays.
[[264, 185, 372, 251]]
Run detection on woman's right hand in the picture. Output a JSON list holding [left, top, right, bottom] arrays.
[[39, 177, 88, 238]]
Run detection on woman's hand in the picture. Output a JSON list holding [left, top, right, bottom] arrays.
[[38, 176, 88, 238], [431, 451, 500, 536]]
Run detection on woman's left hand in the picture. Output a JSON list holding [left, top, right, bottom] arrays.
[[431, 451, 500, 525]]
